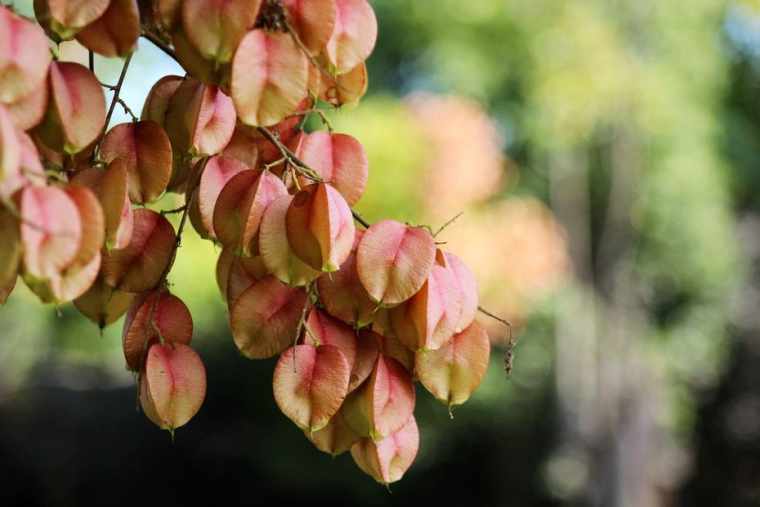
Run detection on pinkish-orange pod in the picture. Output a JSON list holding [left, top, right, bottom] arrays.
[[122, 289, 193, 371], [100, 121, 174, 204], [230, 29, 308, 127], [181, 0, 261, 65], [273, 343, 351, 432], [351, 415, 419, 485], [342, 354, 415, 440], [286, 182, 356, 272], [229, 275, 307, 359], [140, 342, 206, 433], [282, 0, 337, 56], [0, 6, 52, 104], [102, 208, 176, 292], [292, 131, 368, 206], [325, 0, 377, 74], [76, 0, 140, 57], [356, 220, 436, 307]]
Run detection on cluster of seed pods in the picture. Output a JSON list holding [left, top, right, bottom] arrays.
[[0, 0, 495, 484]]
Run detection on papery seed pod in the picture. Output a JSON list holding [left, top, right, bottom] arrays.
[[282, 0, 337, 56], [213, 169, 287, 255], [34, 0, 110, 40], [259, 193, 321, 286], [304, 308, 377, 392], [34, 62, 106, 155], [292, 132, 368, 206], [273, 343, 350, 432], [215, 247, 267, 304], [141, 75, 184, 127], [351, 415, 419, 485], [181, 0, 261, 65], [357, 220, 436, 307], [317, 229, 375, 327], [370, 327, 415, 373], [342, 354, 415, 440], [18, 185, 82, 280], [100, 121, 173, 204], [1, 131, 45, 199], [5, 78, 49, 131], [74, 275, 135, 328], [229, 275, 307, 359], [171, 27, 223, 85], [443, 252, 478, 333], [122, 289, 193, 371], [220, 127, 260, 169], [0, 7, 52, 104], [305, 407, 360, 456], [140, 342, 206, 432], [76, 0, 141, 57], [286, 182, 355, 272], [70, 158, 134, 249], [165, 78, 236, 157], [188, 155, 247, 239], [231, 29, 308, 127], [0, 105, 21, 181], [320, 62, 367, 107], [102, 208, 176, 292], [415, 321, 491, 409], [325, 0, 377, 74], [23, 184, 105, 303], [389, 250, 460, 351]]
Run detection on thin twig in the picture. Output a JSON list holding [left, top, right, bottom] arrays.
[[477, 306, 517, 376], [434, 211, 464, 237], [160, 204, 188, 216], [117, 97, 139, 122], [352, 210, 371, 228], [89, 50, 94, 73], [256, 126, 323, 181], [103, 53, 133, 133]]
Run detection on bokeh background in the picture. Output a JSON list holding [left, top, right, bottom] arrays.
[[4, 0, 760, 505]]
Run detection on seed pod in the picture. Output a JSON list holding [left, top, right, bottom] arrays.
[[0, 6, 51, 104], [292, 132, 368, 206], [34, 62, 105, 155], [286, 182, 355, 272], [141, 75, 184, 127], [357, 220, 435, 306], [351, 415, 419, 485], [229, 275, 307, 359], [443, 252, 478, 333], [215, 248, 267, 304], [140, 342, 206, 432], [100, 121, 174, 204], [259, 194, 321, 286], [213, 169, 287, 255], [164, 78, 236, 157], [102, 208, 176, 292], [415, 321, 491, 409], [282, 0, 337, 56], [389, 250, 460, 351], [304, 309, 378, 392], [34, 0, 110, 40], [76, 0, 140, 57], [325, 0, 377, 74], [342, 354, 415, 440], [70, 159, 134, 250], [74, 276, 135, 329], [188, 155, 247, 239], [305, 407, 360, 456], [181, 0, 261, 64], [317, 229, 376, 327], [122, 289, 193, 371], [230, 29, 308, 127], [273, 343, 351, 432]]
